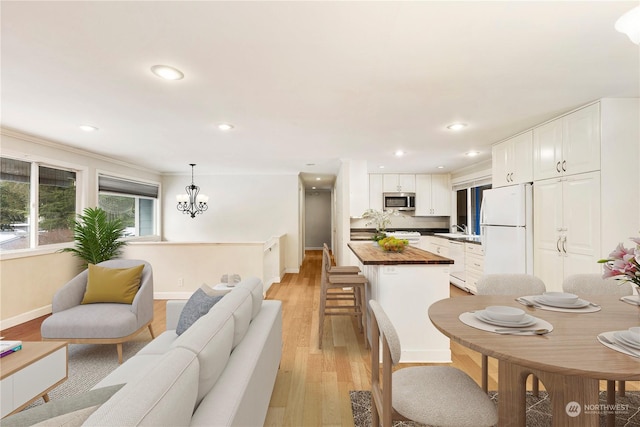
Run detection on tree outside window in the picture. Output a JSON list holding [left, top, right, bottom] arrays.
[[0, 157, 77, 251]]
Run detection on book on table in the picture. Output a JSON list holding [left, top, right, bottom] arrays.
[[0, 340, 23, 357]]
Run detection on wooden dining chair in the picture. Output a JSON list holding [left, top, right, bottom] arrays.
[[563, 273, 633, 400], [368, 299, 497, 427], [318, 246, 368, 349], [476, 273, 546, 395]]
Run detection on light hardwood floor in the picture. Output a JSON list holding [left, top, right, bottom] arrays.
[[2, 249, 637, 427]]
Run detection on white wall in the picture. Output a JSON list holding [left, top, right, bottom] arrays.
[[162, 173, 301, 273], [305, 190, 332, 249], [600, 98, 640, 255]]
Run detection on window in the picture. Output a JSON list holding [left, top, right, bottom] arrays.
[[1, 157, 77, 251], [455, 184, 491, 235], [98, 175, 159, 237]]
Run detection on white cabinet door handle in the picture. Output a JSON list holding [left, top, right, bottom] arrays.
[[556, 162, 562, 173], [556, 237, 562, 252], [562, 160, 567, 172], [561, 236, 567, 253]]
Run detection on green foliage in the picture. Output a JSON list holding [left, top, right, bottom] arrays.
[[39, 184, 76, 231], [59, 207, 127, 266], [0, 181, 29, 228]]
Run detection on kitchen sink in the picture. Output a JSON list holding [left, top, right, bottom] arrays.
[[435, 233, 481, 241]]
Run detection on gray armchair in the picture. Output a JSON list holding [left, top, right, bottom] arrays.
[[41, 259, 155, 363]]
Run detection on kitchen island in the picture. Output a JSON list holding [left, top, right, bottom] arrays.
[[348, 242, 453, 362]]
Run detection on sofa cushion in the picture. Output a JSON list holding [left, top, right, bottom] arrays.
[[91, 354, 163, 390], [171, 306, 235, 406], [41, 304, 137, 339], [135, 330, 177, 356], [176, 288, 225, 335], [236, 277, 264, 320], [84, 348, 199, 427], [213, 287, 253, 348], [1, 384, 124, 427], [82, 264, 144, 304]]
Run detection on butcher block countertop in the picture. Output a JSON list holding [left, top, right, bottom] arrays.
[[348, 242, 454, 265]]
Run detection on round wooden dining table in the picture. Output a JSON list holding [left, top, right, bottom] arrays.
[[428, 295, 640, 427]]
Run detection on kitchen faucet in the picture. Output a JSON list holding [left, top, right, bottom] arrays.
[[451, 224, 468, 234]]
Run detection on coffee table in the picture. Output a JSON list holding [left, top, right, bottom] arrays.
[[0, 341, 68, 418]]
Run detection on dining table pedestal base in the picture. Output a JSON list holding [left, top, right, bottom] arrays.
[[498, 360, 600, 427]]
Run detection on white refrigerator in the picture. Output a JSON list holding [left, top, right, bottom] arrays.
[[480, 183, 533, 274]]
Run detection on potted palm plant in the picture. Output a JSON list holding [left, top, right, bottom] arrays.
[[59, 207, 127, 267]]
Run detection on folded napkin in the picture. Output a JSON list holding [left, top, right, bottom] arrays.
[[597, 331, 640, 358], [621, 295, 640, 306], [459, 311, 553, 335], [518, 295, 601, 313]]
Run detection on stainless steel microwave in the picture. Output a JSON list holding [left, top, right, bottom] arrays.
[[383, 192, 415, 211]]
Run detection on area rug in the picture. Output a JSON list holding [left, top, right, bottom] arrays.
[[350, 390, 640, 427], [26, 340, 149, 409]]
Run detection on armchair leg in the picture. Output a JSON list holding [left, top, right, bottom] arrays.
[[117, 343, 123, 364], [148, 324, 156, 339]]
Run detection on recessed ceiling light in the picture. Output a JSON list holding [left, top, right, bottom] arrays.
[[437, 165, 444, 169], [447, 123, 467, 131], [150, 65, 184, 80], [312, 186, 317, 190], [379, 165, 385, 169], [465, 151, 480, 157], [218, 123, 234, 131], [316, 177, 321, 181], [79, 125, 98, 132], [394, 150, 405, 157]]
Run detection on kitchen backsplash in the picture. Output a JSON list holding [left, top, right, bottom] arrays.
[[350, 214, 449, 230]]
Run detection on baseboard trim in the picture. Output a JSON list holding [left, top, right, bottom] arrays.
[[1, 305, 52, 330]]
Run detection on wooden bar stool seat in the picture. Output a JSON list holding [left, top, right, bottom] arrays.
[[318, 246, 368, 349]]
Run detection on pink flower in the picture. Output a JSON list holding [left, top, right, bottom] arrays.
[[601, 235, 640, 288]]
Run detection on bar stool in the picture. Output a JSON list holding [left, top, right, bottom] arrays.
[[322, 243, 360, 275], [318, 247, 368, 349]]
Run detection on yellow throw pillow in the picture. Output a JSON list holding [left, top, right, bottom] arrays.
[[81, 264, 145, 304]]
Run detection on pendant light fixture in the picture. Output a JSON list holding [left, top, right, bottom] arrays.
[[615, 6, 640, 45], [176, 164, 208, 218]]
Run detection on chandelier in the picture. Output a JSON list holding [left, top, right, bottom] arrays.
[[176, 164, 208, 218]]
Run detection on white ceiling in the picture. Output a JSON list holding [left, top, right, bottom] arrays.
[[2, 1, 639, 190]]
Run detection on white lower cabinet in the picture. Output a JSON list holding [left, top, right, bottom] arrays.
[[464, 243, 484, 294], [533, 172, 601, 292], [429, 237, 449, 258]]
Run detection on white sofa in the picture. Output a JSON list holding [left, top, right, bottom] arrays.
[[83, 276, 282, 426]]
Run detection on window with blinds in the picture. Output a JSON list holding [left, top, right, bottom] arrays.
[[98, 175, 159, 237]]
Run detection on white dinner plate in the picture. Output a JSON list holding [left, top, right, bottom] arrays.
[[533, 296, 590, 309], [474, 310, 537, 328], [613, 331, 640, 350]]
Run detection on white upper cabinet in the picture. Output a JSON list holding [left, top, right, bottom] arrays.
[[383, 174, 416, 193], [415, 174, 451, 216], [369, 174, 383, 211], [491, 130, 533, 188], [533, 103, 600, 181]]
